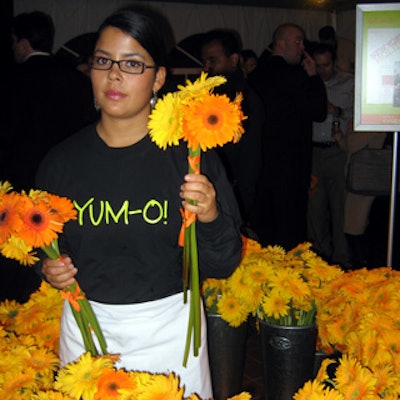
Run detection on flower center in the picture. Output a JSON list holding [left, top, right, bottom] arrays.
[[207, 114, 218, 125], [31, 212, 44, 225], [0, 210, 7, 223]]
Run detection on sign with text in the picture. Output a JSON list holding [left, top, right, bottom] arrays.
[[354, 3, 400, 131]]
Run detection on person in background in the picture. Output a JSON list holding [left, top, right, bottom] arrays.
[[201, 29, 264, 236], [35, 8, 242, 398], [318, 25, 355, 74], [1, 10, 97, 303], [343, 122, 387, 268], [306, 43, 354, 268], [2, 10, 97, 191], [240, 48, 258, 77], [249, 23, 327, 250]]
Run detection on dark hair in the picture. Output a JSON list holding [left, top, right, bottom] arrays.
[[312, 42, 337, 62], [97, 8, 167, 68], [11, 11, 55, 52], [318, 25, 336, 42], [202, 28, 242, 57], [240, 49, 258, 62]]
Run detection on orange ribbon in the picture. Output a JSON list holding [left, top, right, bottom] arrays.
[[188, 154, 200, 175], [61, 281, 86, 312], [178, 208, 197, 247]]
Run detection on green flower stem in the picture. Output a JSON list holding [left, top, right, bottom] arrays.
[[70, 301, 97, 355], [42, 240, 107, 356], [79, 296, 108, 355], [189, 221, 200, 355], [183, 296, 193, 367], [183, 226, 191, 303], [182, 146, 201, 366]]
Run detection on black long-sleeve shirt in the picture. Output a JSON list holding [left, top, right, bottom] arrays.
[[35, 124, 242, 304]]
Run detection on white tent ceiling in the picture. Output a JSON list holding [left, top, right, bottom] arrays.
[[13, 0, 397, 57]]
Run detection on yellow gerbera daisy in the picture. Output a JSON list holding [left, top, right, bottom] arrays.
[[23, 346, 59, 375], [227, 392, 252, 400], [0, 181, 13, 195], [148, 92, 184, 150], [372, 363, 397, 396], [2, 368, 38, 396], [315, 358, 337, 383], [55, 352, 114, 400], [293, 380, 326, 400], [261, 290, 290, 320], [136, 372, 184, 400], [0, 236, 39, 266], [217, 292, 248, 327], [177, 71, 226, 101]]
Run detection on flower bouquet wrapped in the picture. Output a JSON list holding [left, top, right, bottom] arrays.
[[0, 181, 107, 356], [148, 72, 246, 365]]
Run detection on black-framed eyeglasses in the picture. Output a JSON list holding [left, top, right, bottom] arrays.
[[90, 56, 156, 75]]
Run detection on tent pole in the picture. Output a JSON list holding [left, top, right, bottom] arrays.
[[387, 131, 399, 267]]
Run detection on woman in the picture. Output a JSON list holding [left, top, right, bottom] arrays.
[[35, 8, 242, 398]]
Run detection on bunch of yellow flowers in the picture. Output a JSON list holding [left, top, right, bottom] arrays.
[[202, 238, 343, 327]]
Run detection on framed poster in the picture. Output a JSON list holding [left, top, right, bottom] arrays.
[[354, 3, 400, 131]]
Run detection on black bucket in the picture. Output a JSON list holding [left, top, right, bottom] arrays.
[[206, 314, 248, 400], [259, 320, 317, 400]]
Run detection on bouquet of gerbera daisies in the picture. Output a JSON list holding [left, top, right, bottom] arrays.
[[0, 181, 107, 356], [148, 72, 246, 366]]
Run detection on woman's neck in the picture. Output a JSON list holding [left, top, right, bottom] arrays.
[[96, 117, 148, 148]]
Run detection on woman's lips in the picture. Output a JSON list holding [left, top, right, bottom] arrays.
[[105, 89, 126, 100]]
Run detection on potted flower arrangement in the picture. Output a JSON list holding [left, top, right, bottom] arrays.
[[202, 238, 343, 328], [202, 237, 344, 400]]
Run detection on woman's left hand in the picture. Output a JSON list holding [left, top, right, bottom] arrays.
[[180, 174, 218, 223]]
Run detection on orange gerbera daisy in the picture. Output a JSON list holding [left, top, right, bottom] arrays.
[[0, 192, 23, 244], [17, 195, 64, 248], [182, 94, 245, 151], [46, 193, 77, 223], [94, 368, 138, 399]]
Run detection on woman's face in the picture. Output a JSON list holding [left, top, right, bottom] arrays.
[[91, 26, 165, 120]]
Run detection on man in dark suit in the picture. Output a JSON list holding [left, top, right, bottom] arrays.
[[2, 10, 97, 191], [1, 11, 97, 302], [249, 23, 327, 250]]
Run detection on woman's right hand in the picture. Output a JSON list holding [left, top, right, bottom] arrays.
[[42, 256, 77, 290]]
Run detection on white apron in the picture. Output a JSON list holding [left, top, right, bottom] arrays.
[[59, 291, 213, 399]]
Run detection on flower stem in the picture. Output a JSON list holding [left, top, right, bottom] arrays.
[[182, 146, 201, 366], [42, 240, 107, 356]]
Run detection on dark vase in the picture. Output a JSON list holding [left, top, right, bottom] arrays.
[[206, 313, 248, 400], [259, 320, 317, 400]]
